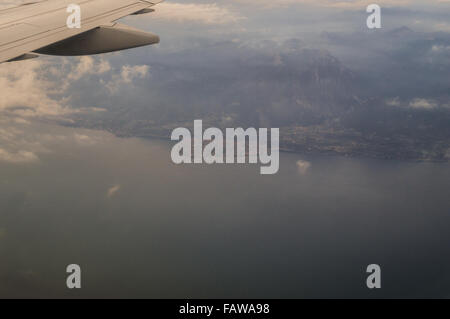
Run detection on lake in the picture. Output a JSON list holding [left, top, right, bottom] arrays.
[[1, 123, 450, 298]]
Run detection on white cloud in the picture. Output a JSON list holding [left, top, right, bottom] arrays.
[[0, 54, 154, 165], [386, 97, 401, 107], [104, 64, 150, 93], [387, 98, 441, 110], [431, 45, 450, 53], [67, 56, 111, 81], [73, 133, 102, 146], [120, 65, 149, 83], [0, 55, 148, 121], [0, 60, 71, 118], [296, 160, 311, 175], [0, 124, 45, 164], [409, 98, 437, 110]]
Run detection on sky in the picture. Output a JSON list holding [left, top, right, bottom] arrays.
[[1, 0, 450, 163]]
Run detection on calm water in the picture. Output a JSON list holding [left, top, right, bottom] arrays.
[[1, 123, 450, 298]]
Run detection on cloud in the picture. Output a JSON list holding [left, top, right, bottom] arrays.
[[152, 3, 244, 24], [107, 185, 121, 198], [67, 56, 111, 81], [0, 148, 38, 164], [0, 117, 110, 165], [0, 55, 150, 121], [409, 98, 438, 110], [0, 60, 71, 118], [0, 53, 156, 166], [385, 97, 440, 110], [431, 44, 450, 53], [73, 133, 101, 146], [104, 64, 150, 93], [296, 160, 311, 175], [0, 125, 45, 164], [120, 65, 149, 83], [386, 97, 401, 107]]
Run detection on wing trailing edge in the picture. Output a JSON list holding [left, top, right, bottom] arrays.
[[34, 24, 159, 56], [7, 53, 39, 62]]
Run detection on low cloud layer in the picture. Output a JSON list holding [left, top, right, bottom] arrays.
[[0, 56, 152, 120], [0, 60, 69, 118]]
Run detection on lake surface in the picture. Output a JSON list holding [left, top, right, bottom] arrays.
[[1, 123, 450, 298]]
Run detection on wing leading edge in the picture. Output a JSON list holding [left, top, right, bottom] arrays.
[[0, 0, 163, 63]]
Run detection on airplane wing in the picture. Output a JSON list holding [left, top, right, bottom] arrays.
[[0, 0, 163, 63]]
